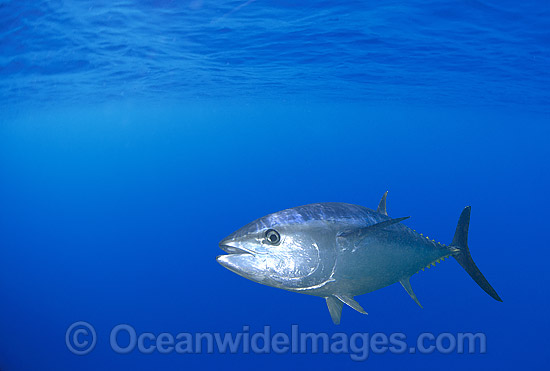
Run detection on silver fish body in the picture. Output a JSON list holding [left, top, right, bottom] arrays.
[[217, 193, 501, 324]]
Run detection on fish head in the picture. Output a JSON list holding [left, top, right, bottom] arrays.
[[217, 211, 335, 291]]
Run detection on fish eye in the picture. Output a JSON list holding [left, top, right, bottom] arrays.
[[265, 229, 280, 245]]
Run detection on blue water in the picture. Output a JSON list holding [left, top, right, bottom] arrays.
[[0, 1, 548, 370]]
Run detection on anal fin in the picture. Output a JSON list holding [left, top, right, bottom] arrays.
[[400, 278, 423, 308]]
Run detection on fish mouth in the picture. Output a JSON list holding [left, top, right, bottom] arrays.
[[218, 242, 255, 256], [216, 242, 258, 273]]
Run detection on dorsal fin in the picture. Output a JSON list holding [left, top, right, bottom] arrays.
[[377, 191, 388, 215], [325, 296, 344, 324], [399, 277, 423, 308]]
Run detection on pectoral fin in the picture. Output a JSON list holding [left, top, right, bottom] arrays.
[[337, 216, 410, 240], [400, 278, 423, 308]]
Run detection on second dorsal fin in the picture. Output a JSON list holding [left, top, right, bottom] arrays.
[[377, 191, 388, 216]]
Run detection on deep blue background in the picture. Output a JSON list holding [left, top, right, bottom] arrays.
[[1, 1, 549, 370]]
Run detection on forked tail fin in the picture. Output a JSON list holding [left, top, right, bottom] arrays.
[[451, 206, 502, 302]]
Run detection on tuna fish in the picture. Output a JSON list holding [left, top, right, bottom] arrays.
[[217, 192, 502, 324]]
